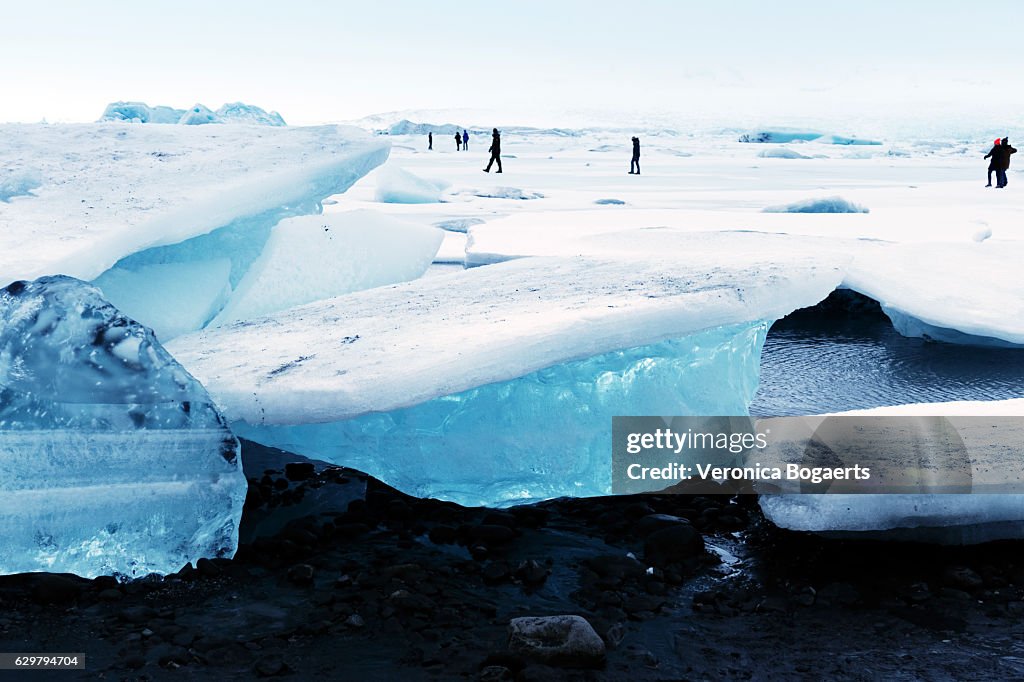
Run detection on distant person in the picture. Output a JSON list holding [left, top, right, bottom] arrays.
[[629, 136, 641, 175], [983, 138, 1001, 186], [455, 131, 462, 151], [484, 128, 503, 173], [463, 129, 470, 150], [991, 137, 1017, 188], [428, 132, 433, 150]]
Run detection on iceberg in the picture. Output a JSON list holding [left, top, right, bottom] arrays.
[[0, 123, 390, 333], [375, 165, 448, 204], [763, 196, 869, 214], [759, 400, 1024, 543], [168, 249, 844, 506], [99, 101, 285, 126], [0, 276, 246, 578], [215, 102, 286, 126], [98, 101, 186, 124], [178, 104, 221, 125], [210, 210, 443, 326]]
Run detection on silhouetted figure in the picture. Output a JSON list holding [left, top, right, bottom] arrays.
[[991, 137, 1017, 188], [428, 132, 433, 150], [629, 136, 641, 175], [463, 129, 469, 150], [484, 128, 502, 173], [984, 138, 1000, 186], [455, 131, 461, 151]]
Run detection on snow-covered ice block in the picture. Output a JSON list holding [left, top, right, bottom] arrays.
[[0, 123, 390, 327], [0, 276, 246, 577], [844, 242, 1024, 347], [757, 148, 811, 159], [763, 196, 869, 214], [178, 104, 221, 125], [211, 211, 442, 326], [818, 134, 882, 146], [759, 400, 1024, 543], [215, 102, 286, 126], [92, 259, 233, 341], [169, 249, 843, 505], [99, 101, 186, 124], [375, 165, 448, 203], [739, 130, 822, 143]]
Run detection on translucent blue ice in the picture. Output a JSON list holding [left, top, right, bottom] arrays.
[[232, 321, 768, 507], [0, 276, 246, 578]]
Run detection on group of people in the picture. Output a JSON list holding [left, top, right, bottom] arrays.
[[425, 132, 1016, 189], [985, 137, 1017, 188], [426, 129, 640, 177], [426, 128, 503, 173]]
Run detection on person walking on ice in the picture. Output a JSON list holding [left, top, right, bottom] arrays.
[[455, 131, 462, 151], [989, 137, 1017, 188], [984, 138, 1000, 186], [629, 136, 641, 175], [484, 128, 503, 173], [463, 129, 470, 150], [428, 131, 433, 150]]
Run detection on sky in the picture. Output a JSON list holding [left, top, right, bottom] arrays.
[[2, 1, 1022, 129]]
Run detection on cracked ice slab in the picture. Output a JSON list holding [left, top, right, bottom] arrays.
[[0, 123, 390, 285], [168, 233, 847, 427], [467, 214, 1024, 347], [168, 235, 844, 504], [759, 399, 1024, 544]]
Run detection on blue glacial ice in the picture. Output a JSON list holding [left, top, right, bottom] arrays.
[[233, 322, 768, 506], [0, 276, 246, 578], [99, 101, 286, 126], [169, 250, 844, 507]]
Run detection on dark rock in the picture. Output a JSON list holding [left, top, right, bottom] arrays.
[[643, 524, 704, 568], [514, 560, 549, 587], [429, 525, 458, 544], [31, 574, 84, 605], [196, 557, 222, 577], [287, 564, 315, 586], [944, 566, 984, 591], [507, 615, 606, 668], [149, 643, 190, 667], [482, 511, 518, 528], [97, 588, 123, 602], [635, 513, 691, 538], [119, 605, 158, 623], [284, 461, 315, 481], [585, 555, 646, 582], [479, 664, 514, 681], [483, 561, 511, 585], [469, 524, 516, 545], [254, 654, 288, 677]]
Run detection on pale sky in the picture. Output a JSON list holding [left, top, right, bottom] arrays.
[[2, 1, 1021, 128]]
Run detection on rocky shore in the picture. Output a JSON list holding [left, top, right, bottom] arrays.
[[2, 440, 1024, 680]]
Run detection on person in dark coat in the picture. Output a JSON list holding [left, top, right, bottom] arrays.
[[629, 136, 641, 174], [991, 137, 1017, 188], [455, 131, 462, 151], [484, 128, 502, 173], [463, 129, 469, 150], [428, 132, 433, 150], [983, 138, 1001, 186]]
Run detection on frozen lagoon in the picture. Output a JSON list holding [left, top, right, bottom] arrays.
[[5, 119, 1024, 553]]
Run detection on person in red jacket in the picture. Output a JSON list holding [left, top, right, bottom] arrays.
[[989, 137, 1017, 188], [984, 138, 1001, 187]]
